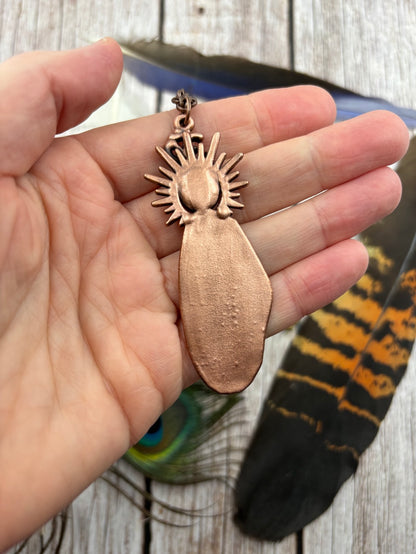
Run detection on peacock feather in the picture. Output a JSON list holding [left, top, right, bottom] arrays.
[[101, 382, 244, 527], [123, 382, 242, 484]]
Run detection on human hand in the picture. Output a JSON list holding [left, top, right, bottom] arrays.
[[0, 38, 408, 549]]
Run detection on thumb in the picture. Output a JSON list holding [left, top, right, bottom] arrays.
[[0, 38, 123, 177]]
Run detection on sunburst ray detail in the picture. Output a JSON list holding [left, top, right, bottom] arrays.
[[147, 131, 247, 225]]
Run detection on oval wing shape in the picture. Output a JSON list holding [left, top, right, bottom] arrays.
[[179, 211, 272, 393]]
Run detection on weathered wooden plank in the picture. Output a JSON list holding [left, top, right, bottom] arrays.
[[149, 3, 297, 553], [0, 0, 161, 119], [352, 356, 416, 554], [159, 0, 292, 111], [294, 2, 416, 553], [294, 0, 416, 109], [148, 333, 297, 554]]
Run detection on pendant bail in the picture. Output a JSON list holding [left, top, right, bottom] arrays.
[[171, 89, 197, 127]]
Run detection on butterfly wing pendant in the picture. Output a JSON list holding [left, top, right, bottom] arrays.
[[145, 94, 272, 393]]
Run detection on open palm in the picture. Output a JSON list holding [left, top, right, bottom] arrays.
[[0, 39, 408, 550]]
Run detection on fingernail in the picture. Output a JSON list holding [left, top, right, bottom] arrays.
[[92, 37, 113, 46]]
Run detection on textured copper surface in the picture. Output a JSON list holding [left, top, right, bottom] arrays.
[[179, 211, 272, 393], [146, 91, 272, 393]]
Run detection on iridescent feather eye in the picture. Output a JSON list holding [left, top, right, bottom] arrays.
[[138, 417, 163, 448], [123, 382, 242, 484]]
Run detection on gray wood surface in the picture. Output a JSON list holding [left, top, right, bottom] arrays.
[[1, 1, 415, 553]]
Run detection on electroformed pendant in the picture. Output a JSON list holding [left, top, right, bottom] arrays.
[[145, 90, 272, 393]]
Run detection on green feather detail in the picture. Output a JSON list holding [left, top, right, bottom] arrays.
[[123, 382, 242, 484]]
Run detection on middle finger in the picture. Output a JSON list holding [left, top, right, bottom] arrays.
[[126, 110, 407, 258]]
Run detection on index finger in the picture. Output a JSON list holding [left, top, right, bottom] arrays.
[[76, 86, 336, 203]]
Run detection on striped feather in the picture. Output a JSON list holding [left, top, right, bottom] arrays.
[[234, 138, 416, 541]]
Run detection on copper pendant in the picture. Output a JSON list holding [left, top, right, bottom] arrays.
[[145, 90, 272, 393]]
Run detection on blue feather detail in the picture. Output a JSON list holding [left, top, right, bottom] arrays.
[[123, 382, 242, 484], [123, 54, 242, 100], [120, 40, 416, 128], [138, 417, 164, 448], [332, 92, 416, 127]]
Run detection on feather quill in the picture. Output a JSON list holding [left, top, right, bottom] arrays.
[[119, 40, 416, 127], [234, 138, 416, 541]]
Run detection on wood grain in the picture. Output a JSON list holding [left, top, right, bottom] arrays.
[[294, 2, 416, 553], [152, 2, 295, 552], [1, 0, 415, 552]]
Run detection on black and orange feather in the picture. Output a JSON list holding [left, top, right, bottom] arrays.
[[234, 138, 416, 541]]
